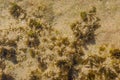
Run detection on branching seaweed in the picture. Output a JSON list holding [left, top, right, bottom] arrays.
[[71, 7, 100, 45], [29, 19, 43, 30], [10, 3, 26, 19]]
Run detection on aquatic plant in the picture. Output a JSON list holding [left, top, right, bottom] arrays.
[[10, 3, 26, 19], [28, 30, 37, 38], [1, 73, 15, 80], [29, 19, 43, 30], [87, 70, 96, 80], [26, 38, 40, 47], [110, 49, 120, 59], [80, 11, 87, 21], [29, 69, 42, 80], [6, 40, 17, 47], [0, 47, 17, 61], [29, 49, 35, 58], [71, 7, 100, 45]]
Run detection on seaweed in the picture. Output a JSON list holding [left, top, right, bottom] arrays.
[[61, 37, 70, 46], [0, 61, 6, 70], [48, 43, 54, 50], [83, 55, 105, 68], [0, 47, 17, 63], [99, 66, 107, 74], [10, 3, 26, 19], [5, 40, 17, 47], [113, 64, 120, 73], [29, 70, 41, 80], [50, 36, 57, 41], [1, 73, 15, 80], [29, 49, 35, 58], [99, 67, 117, 80], [89, 7, 96, 13], [0, 47, 8, 59], [28, 31, 37, 38], [38, 57, 47, 71], [87, 71, 95, 80], [72, 53, 84, 65], [56, 59, 72, 71], [99, 46, 106, 51], [71, 7, 100, 45], [26, 31, 40, 47], [106, 68, 117, 80], [80, 11, 88, 21], [29, 19, 43, 30], [110, 49, 120, 59], [68, 67, 76, 80], [26, 38, 40, 47]]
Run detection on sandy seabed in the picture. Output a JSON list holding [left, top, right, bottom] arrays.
[[0, 0, 120, 80]]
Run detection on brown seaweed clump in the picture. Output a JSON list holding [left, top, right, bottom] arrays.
[[0, 47, 17, 63], [9, 3, 26, 19], [4, 4, 120, 80], [99, 67, 118, 80], [83, 55, 106, 68], [29, 69, 41, 80], [29, 19, 43, 30], [110, 48, 120, 59], [26, 31, 40, 47], [71, 7, 100, 45], [5, 40, 17, 47], [0, 72, 15, 80]]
